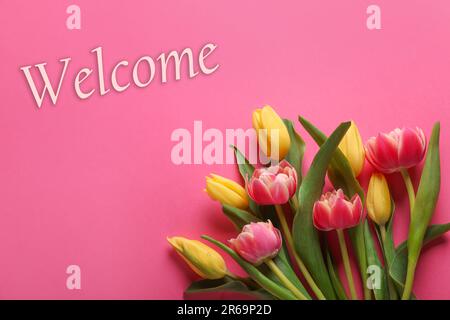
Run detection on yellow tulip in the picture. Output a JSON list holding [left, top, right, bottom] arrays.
[[367, 173, 392, 226], [167, 237, 227, 279], [205, 174, 249, 209], [252, 105, 291, 161], [339, 120, 365, 177]]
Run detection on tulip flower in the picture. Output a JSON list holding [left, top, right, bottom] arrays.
[[246, 160, 297, 205], [167, 236, 227, 279], [205, 174, 249, 209], [252, 105, 291, 161], [313, 189, 364, 231], [230, 220, 308, 300], [339, 121, 365, 177], [367, 173, 392, 227], [365, 127, 426, 174], [229, 220, 282, 265], [366, 127, 426, 215], [313, 189, 364, 300]]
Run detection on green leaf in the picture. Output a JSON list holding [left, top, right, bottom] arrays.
[[232, 145, 259, 215], [283, 119, 305, 188], [325, 248, 348, 300], [292, 121, 351, 299], [202, 235, 299, 300], [222, 204, 260, 229], [390, 223, 450, 295], [185, 277, 274, 300], [403, 123, 441, 299], [364, 221, 389, 300], [298, 117, 364, 200], [298, 116, 370, 299]]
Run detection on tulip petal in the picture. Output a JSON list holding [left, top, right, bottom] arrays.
[[248, 178, 273, 205], [313, 201, 333, 231], [398, 127, 427, 168], [206, 179, 248, 209], [269, 175, 290, 204], [374, 133, 400, 172]]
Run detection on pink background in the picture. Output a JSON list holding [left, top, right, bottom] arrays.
[[0, 1, 449, 299]]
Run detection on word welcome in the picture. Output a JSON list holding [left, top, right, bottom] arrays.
[[20, 43, 219, 108], [171, 121, 281, 165]]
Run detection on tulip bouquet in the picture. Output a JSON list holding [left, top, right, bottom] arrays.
[[168, 106, 448, 300]]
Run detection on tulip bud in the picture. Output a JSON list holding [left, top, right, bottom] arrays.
[[366, 173, 392, 226], [205, 174, 249, 209], [167, 236, 227, 279], [313, 189, 364, 231], [229, 220, 282, 265], [252, 105, 291, 161], [339, 121, 365, 177], [246, 160, 297, 205], [365, 127, 426, 174]]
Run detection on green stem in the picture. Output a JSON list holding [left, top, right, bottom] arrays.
[[337, 229, 358, 300], [399, 168, 417, 300], [226, 271, 254, 286], [400, 169, 415, 213], [402, 258, 417, 300], [265, 259, 308, 300], [379, 225, 398, 300], [290, 196, 299, 213], [275, 205, 326, 300]]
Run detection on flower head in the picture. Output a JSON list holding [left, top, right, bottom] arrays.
[[167, 236, 227, 279], [252, 105, 291, 161], [313, 189, 364, 231], [339, 121, 365, 177], [205, 174, 249, 209], [229, 220, 282, 265], [367, 173, 392, 226], [247, 160, 297, 205], [365, 127, 426, 174]]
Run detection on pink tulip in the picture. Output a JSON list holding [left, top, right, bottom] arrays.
[[313, 189, 364, 231], [229, 220, 282, 265], [246, 160, 297, 205], [365, 127, 426, 174]]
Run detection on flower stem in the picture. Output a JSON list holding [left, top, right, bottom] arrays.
[[226, 271, 253, 286], [265, 259, 308, 300], [400, 168, 415, 214], [336, 229, 358, 300], [274, 204, 326, 300], [290, 196, 299, 213], [399, 169, 417, 300], [379, 225, 398, 300], [402, 259, 417, 300]]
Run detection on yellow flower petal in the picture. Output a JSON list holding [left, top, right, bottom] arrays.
[[367, 173, 392, 226], [339, 121, 365, 177], [167, 237, 227, 280]]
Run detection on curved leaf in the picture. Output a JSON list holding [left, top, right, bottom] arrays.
[[299, 116, 370, 299], [283, 119, 305, 188], [185, 277, 274, 300], [390, 223, 450, 295], [292, 121, 351, 299], [404, 123, 440, 299], [364, 221, 388, 300], [231, 145, 259, 215], [325, 249, 348, 300], [222, 204, 260, 229]]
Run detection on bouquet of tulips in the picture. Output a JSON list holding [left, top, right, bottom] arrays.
[[168, 106, 447, 300]]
